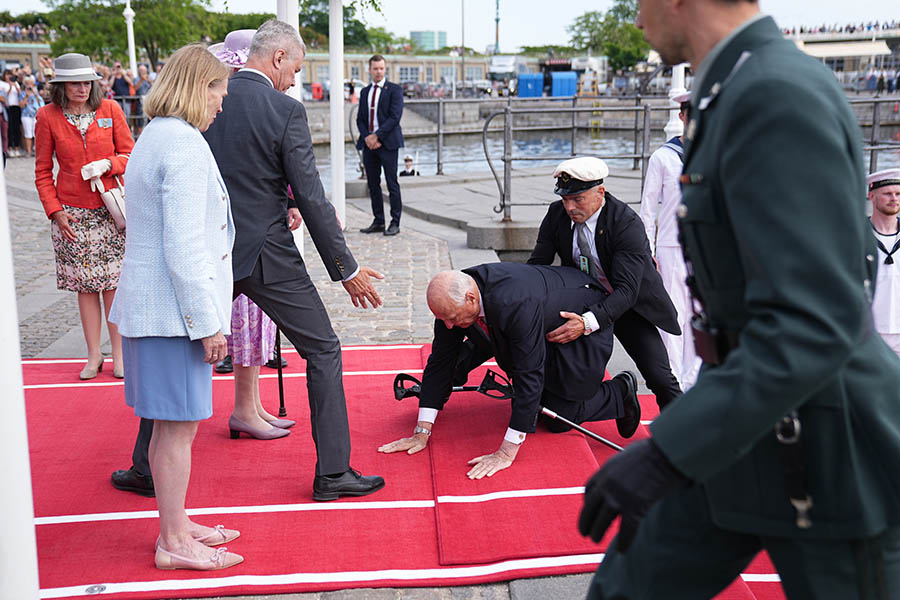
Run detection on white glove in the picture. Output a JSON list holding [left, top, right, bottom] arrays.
[[81, 159, 113, 193]]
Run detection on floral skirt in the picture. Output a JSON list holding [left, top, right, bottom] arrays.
[[51, 204, 125, 293], [227, 294, 277, 366]]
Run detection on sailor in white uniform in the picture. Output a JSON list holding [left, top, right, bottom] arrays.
[[639, 92, 701, 389], [868, 168, 900, 357]]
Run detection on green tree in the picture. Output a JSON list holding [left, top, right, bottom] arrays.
[[298, 0, 368, 48], [203, 12, 274, 45], [566, 0, 649, 73], [44, 0, 208, 70]]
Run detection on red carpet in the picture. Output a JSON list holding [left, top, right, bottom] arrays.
[[24, 345, 785, 599]]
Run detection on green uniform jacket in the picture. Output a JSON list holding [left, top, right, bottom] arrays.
[[650, 16, 900, 539]]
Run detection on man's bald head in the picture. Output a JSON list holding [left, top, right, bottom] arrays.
[[427, 271, 480, 330]]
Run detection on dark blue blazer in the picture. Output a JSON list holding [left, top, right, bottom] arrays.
[[356, 81, 404, 151]]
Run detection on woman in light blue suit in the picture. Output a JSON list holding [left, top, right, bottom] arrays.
[[109, 44, 242, 572]]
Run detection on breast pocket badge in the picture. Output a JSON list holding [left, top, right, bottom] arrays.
[[97, 118, 113, 128]]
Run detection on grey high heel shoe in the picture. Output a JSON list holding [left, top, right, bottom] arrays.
[[228, 415, 290, 440]]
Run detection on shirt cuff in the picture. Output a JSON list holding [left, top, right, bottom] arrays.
[[582, 311, 600, 336], [504, 427, 527, 445], [341, 266, 360, 282], [418, 407, 439, 424]]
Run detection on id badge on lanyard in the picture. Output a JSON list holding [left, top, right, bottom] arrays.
[[579, 255, 590, 275]]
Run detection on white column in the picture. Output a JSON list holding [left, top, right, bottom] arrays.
[[123, 0, 138, 78], [0, 157, 40, 600], [664, 62, 687, 139], [277, 0, 306, 253], [329, 0, 345, 228]]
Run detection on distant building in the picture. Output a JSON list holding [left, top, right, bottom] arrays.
[[410, 30, 447, 52]]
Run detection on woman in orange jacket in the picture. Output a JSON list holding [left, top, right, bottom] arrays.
[[34, 53, 134, 379]]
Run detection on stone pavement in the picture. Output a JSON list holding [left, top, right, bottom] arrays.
[[5, 155, 608, 599]]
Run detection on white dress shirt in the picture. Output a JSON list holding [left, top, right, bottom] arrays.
[[570, 205, 612, 334], [367, 79, 385, 133]]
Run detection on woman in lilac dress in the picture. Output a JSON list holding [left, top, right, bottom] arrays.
[[209, 30, 296, 440]]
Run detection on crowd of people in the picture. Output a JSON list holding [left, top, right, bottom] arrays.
[[18, 1, 900, 596], [0, 21, 53, 43], [784, 19, 900, 35]]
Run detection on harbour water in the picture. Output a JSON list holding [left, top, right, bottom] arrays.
[[311, 129, 900, 191]]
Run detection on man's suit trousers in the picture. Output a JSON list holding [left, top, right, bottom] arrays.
[[362, 145, 402, 226], [448, 330, 624, 430], [233, 257, 352, 476], [614, 309, 682, 410]]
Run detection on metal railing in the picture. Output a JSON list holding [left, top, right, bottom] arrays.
[[849, 97, 900, 172], [347, 94, 671, 180], [482, 103, 671, 222]]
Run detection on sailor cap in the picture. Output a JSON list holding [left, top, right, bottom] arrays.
[[553, 157, 609, 196], [867, 168, 900, 191]]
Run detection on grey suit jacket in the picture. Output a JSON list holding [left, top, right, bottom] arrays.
[[203, 71, 357, 284]]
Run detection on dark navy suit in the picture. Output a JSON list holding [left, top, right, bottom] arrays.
[[418, 263, 625, 433], [356, 80, 404, 226]]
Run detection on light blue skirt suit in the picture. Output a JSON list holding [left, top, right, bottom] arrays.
[[109, 116, 235, 421]]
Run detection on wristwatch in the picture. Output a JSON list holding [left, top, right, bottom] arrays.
[[413, 425, 432, 436], [581, 313, 594, 335]]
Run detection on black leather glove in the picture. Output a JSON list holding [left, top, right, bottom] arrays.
[[578, 438, 688, 552]]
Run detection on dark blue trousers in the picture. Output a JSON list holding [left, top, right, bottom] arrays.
[[362, 145, 402, 226]]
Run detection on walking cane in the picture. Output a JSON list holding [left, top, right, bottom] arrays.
[[392, 371, 623, 452], [274, 327, 286, 417]]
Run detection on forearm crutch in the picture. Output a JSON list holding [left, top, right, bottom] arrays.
[[274, 327, 286, 417], [392, 370, 623, 452]]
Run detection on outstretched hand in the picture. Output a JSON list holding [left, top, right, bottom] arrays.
[[466, 439, 521, 479], [342, 266, 384, 309], [545, 311, 585, 344], [378, 432, 429, 455]]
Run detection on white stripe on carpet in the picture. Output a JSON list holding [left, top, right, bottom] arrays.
[[39, 553, 606, 598], [35, 500, 436, 525], [438, 486, 585, 504]]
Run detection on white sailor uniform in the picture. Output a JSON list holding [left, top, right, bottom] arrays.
[[873, 222, 900, 356], [639, 137, 701, 388]]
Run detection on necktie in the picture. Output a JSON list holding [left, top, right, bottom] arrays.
[[576, 222, 598, 278], [476, 317, 490, 337], [576, 223, 613, 292], [369, 84, 377, 131]]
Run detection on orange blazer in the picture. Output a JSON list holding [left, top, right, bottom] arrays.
[[34, 99, 134, 218]]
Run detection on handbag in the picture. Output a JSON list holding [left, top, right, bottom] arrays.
[[82, 161, 126, 231]]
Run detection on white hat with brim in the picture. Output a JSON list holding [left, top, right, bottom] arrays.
[[552, 157, 610, 196], [867, 168, 900, 191], [49, 53, 101, 83], [672, 91, 692, 104], [209, 29, 255, 69]]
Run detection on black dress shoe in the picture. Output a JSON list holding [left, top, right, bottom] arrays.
[[214, 355, 233, 373], [359, 221, 385, 234], [265, 355, 288, 369], [384, 222, 400, 236], [111, 466, 155, 497], [312, 468, 385, 501], [614, 371, 641, 438]]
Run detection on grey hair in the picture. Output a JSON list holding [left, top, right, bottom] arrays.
[[249, 19, 307, 60], [445, 271, 473, 306]]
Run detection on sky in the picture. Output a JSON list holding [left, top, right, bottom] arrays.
[[2, 0, 897, 53]]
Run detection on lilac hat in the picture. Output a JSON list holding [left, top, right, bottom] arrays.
[[208, 29, 255, 68]]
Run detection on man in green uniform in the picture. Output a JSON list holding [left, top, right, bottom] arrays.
[[577, 1, 900, 598]]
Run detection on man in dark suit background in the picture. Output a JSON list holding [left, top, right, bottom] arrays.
[[378, 263, 641, 479], [356, 54, 404, 236], [528, 157, 682, 411], [201, 20, 384, 501]]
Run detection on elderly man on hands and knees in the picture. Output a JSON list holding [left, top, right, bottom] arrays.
[[868, 168, 900, 357], [528, 157, 682, 411], [378, 263, 641, 479]]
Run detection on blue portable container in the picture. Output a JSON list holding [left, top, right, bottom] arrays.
[[517, 72, 543, 97], [551, 71, 577, 97]]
